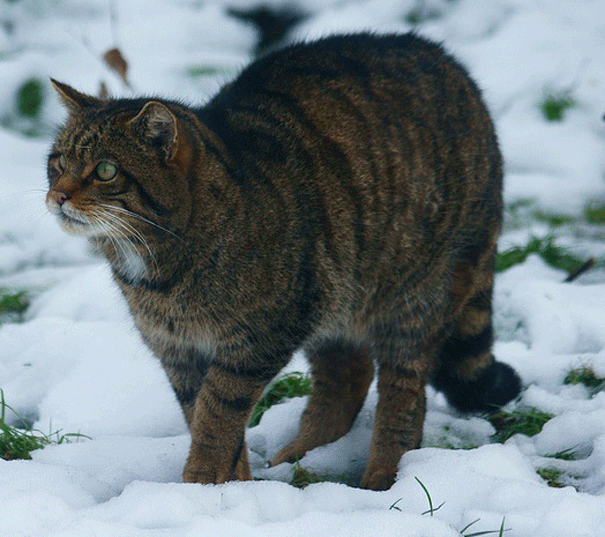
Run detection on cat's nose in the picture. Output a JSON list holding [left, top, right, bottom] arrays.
[[50, 190, 70, 206]]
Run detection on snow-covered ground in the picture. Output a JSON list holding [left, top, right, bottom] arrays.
[[1, 0, 605, 535]]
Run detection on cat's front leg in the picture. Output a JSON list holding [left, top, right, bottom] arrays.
[[181, 362, 273, 484]]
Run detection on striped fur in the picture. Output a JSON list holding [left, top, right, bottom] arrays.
[[47, 33, 521, 490]]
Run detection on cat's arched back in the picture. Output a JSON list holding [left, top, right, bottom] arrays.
[[47, 33, 521, 490]]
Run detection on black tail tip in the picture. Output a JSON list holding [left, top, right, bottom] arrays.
[[436, 361, 522, 413]]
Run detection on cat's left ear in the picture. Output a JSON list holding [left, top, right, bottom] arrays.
[[128, 101, 179, 163], [50, 79, 101, 113]]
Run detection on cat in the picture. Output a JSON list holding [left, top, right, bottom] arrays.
[[46, 32, 521, 491]]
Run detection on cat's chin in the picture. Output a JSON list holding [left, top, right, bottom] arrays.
[[57, 214, 103, 238]]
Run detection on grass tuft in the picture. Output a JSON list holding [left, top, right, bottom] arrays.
[[540, 89, 575, 122], [399, 479, 509, 535], [532, 211, 576, 227], [0, 289, 29, 323], [462, 517, 509, 537], [249, 372, 311, 427], [392, 481, 509, 535], [0, 390, 46, 460], [496, 235, 583, 273], [546, 447, 578, 461], [0, 390, 89, 460], [415, 477, 445, 516], [585, 205, 605, 224], [405, 10, 423, 24], [537, 467, 566, 488], [564, 366, 605, 390], [488, 408, 553, 443], [290, 463, 323, 489], [403, 4, 442, 25], [16, 78, 44, 118]]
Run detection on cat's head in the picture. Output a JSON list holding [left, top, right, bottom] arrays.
[[46, 80, 193, 240]]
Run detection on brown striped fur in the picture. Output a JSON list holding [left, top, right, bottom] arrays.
[[46, 33, 521, 490]]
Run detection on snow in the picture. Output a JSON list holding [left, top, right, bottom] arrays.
[[1, 0, 605, 535]]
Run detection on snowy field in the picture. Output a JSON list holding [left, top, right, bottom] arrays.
[[1, 0, 605, 535]]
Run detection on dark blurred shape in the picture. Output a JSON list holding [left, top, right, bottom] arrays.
[[228, 4, 306, 56]]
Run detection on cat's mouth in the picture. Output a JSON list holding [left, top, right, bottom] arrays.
[[47, 200, 97, 236], [58, 210, 95, 236], [60, 211, 88, 230]]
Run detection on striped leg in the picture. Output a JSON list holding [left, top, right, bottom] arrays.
[[359, 275, 450, 490], [360, 360, 427, 491], [182, 362, 277, 484], [272, 340, 374, 466], [161, 347, 209, 427]]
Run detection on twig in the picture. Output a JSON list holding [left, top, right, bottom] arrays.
[[564, 257, 595, 283]]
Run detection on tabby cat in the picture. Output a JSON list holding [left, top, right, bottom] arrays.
[[46, 33, 521, 491]]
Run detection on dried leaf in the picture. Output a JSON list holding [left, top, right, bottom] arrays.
[[103, 47, 129, 87]]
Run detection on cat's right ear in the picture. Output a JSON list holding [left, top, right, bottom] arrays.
[[128, 101, 180, 163], [50, 79, 101, 113]]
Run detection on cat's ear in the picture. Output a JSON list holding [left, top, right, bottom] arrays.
[[50, 79, 101, 113], [128, 101, 179, 163]]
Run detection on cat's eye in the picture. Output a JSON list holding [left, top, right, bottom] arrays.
[[58, 154, 67, 171], [95, 161, 118, 181]]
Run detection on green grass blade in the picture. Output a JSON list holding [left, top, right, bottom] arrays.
[[415, 477, 444, 516]]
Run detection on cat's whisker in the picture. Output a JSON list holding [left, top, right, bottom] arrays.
[[15, 188, 49, 200], [90, 211, 148, 276], [104, 210, 159, 268], [98, 203, 185, 244], [11, 189, 54, 227], [90, 207, 159, 275], [22, 208, 54, 229], [113, 219, 159, 274], [86, 211, 119, 248]]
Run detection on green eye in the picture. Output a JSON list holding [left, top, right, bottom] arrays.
[[96, 161, 118, 181], [59, 154, 67, 170]]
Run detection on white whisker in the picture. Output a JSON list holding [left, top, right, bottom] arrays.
[[16, 188, 48, 200], [98, 203, 185, 243], [109, 215, 158, 273], [89, 207, 159, 278], [12, 189, 53, 228], [90, 213, 143, 278]]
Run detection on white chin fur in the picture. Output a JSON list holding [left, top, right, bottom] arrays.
[[114, 243, 148, 282], [51, 203, 101, 237], [58, 216, 100, 237], [49, 201, 147, 281]]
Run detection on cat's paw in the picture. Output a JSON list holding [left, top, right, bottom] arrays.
[[271, 440, 306, 467], [359, 467, 396, 491], [182, 445, 252, 484], [182, 464, 251, 484], [233, 446, 253, 481], [182, 465, 220, 484]]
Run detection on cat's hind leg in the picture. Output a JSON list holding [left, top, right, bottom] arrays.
[[271, 340, 374, 466], [360, 356, 427, 491]]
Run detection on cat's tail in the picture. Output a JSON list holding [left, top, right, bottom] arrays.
[[432, 346, 521, 412], [431, 269, 522, 413]]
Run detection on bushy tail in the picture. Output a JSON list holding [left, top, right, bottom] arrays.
[[431, 286, 521, 412]]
